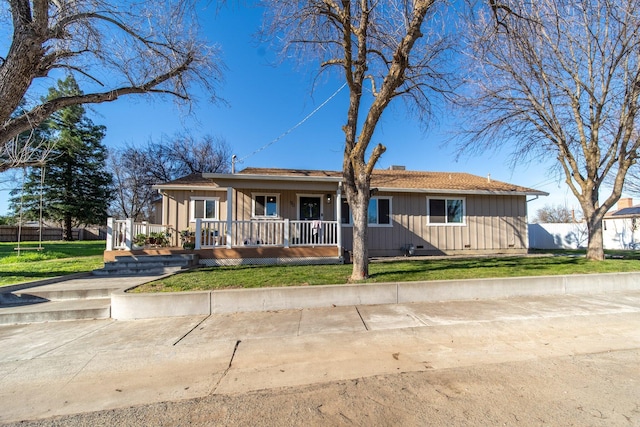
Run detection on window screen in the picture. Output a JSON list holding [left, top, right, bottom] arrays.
[[429, 198, 464, 224], [255, 195, 278, 217]]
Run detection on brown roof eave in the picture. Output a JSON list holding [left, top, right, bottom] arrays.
[[376, 187, 549, 197], [202, 172, 342, 183], [152, 184, 227, 191]]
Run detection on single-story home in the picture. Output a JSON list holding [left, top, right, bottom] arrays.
[[135, 166, 546, 266], [603, 198, 640, 249]]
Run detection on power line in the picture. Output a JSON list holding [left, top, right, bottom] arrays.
[[237, 83, 347, 164]]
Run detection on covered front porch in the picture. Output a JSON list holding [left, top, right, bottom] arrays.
[[105, 218, 344, 266]]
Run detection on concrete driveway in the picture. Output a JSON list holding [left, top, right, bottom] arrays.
[[1, 291, 640, 424]]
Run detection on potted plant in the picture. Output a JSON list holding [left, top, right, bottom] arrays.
[[180, 229, 195, 250], [133, 233, 148, 248], [148, 231, 171, 247]]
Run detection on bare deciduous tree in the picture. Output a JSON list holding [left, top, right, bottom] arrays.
[[533, 204, 576, 224], [459, 0, 640, 260], [153, 133, 232, 181], [1, 132, 55, 171], [109, 134, 231, 221], [0, 0, 221, 171], [624, 165, 640, 198], [262, 0, 453, 280], [109, 148, 159, 222], [1, 101, 55, 171]]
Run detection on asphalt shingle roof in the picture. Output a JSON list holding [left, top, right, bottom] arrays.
[[238, 167, 544, 194], [158, 168, 545, 195], [609, 206, 640, 217]]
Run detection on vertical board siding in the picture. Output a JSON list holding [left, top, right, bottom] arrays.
[[363, 193, 528, 256], [162, 187, 529, 256]]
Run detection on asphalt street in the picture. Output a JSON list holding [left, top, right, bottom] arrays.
[[1, 290, 639, 424]]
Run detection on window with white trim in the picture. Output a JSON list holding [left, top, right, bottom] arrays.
[[427, 197, 465, 224], [190, 197, 219, 221], [253, 194, 279, 217], [341, 197, 392, 226]]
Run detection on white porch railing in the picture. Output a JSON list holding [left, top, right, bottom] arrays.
[[194, 219, 339, 249], [106, 217, 339, 251], [106, 218, 172, 250]]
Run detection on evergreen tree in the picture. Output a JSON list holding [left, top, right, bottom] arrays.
[[9, 76, 113, 240]]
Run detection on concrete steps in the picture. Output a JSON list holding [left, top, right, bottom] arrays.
[[0, 299, 111, 324], [0, 276, 156, 325], [93, 254, 199, 276]]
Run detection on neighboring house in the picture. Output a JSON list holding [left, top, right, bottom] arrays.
[[528, 198, 640, 250], [603, 198, 640, 250], [141, 166, 547, 265]]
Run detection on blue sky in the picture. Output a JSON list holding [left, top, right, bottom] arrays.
[[0, 3, 592, 217]]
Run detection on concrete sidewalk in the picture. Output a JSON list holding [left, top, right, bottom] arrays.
[[1, 290, 639, 424]]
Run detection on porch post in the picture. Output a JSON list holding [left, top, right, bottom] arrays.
[[284, 218, 290, 248], [226, 187, 233, 249], [125, 218, 134, 250], [336, 183, 342, 258], [195, 219, 202, 250], [106, 217, 114, 251]]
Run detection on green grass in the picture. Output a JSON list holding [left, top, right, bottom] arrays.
[[132, 251, 640, 293], [0, 241, 105, 286]]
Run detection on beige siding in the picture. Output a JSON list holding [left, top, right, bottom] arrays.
[[163, 188, 338, 231], [342, 193, 529, 256], [162, 189, 228, 233], [233, 189, 338, 221], [162, 186, 528, 256]]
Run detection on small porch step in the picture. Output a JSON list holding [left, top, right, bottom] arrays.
[[92, 254, 199, 276]]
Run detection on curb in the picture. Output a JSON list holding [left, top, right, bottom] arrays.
[[111, 271, 640, 320]]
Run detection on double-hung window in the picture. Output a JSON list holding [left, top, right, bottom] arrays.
[[341, 197, 392, 226], [253, 194, 279, 217], [190, 197, 219, 222], [427, 197, 465, 225]]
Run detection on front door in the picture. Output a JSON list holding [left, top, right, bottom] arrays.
[[299, 196, 321, 220]]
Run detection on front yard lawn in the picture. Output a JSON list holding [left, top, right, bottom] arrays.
[[132, 251, 640, 293], [0, 241, 105, 286]]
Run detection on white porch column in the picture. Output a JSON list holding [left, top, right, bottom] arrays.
[[195, 219, 202, 250], [284, 218, 290, 248], [336, 184, 342, 258], [125, 218, 134, 250], [162, 191, 169, 228], [106, 217, 114, 251], [226, 187, 233, 249]]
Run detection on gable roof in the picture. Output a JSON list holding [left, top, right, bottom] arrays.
[[157, 167, 547, 196]]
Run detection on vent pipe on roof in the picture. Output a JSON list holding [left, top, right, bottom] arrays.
[[231, 155, 237, 174], [487, 173, 491, 183]]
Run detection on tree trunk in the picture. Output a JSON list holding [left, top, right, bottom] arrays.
[[64, 215, 73, 241], [350, 187, 370, 281], [585, 215, 605, 261]]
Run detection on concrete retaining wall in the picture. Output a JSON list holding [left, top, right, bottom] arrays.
[[111, 291, 211, 319], [110, 272, 640, 320]]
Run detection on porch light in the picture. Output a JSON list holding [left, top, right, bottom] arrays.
[[326, 194, 333, 204]]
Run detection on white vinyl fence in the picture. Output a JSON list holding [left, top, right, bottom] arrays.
[[529, 219, 640, 250]]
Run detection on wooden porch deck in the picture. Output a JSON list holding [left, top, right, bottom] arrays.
[[104, 246, 343, 265]]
